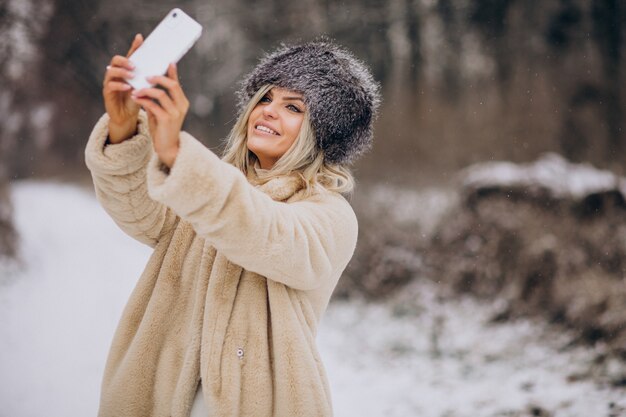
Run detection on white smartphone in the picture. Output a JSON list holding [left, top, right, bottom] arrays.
[[127, 8, 202, 90]]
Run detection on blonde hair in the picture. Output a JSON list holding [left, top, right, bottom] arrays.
[[221, 84, 355, 196]]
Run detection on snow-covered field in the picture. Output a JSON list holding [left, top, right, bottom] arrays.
[[1, 180, 625, 417]]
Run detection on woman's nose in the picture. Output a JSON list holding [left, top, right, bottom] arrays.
[[262, 102, 278, 119]]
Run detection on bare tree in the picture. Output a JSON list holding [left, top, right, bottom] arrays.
[[0, 0, 54, 261]]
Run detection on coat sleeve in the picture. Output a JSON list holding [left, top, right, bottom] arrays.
[[145, 131, 359, 291], [84, 112, 178, 248]]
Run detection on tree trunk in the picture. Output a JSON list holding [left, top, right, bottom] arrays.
[[0, 175, 17, 262]]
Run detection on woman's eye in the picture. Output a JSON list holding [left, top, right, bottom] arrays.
[[259, 96, 271, 103], [287, 104, 302, 113]]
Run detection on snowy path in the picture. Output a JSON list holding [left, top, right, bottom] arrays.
[[1, 181, 624, 417]]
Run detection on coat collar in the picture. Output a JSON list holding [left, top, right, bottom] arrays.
[[247, 161, 306, 202]]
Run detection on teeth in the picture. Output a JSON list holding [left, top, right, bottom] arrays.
[[256, 125, 278, 135]]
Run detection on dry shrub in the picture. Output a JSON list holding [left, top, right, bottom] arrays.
[[335, 215, 422, 300], [333, 184, 453, 300], [427, 156, 626, 376]]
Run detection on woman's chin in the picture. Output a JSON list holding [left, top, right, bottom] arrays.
[[248, 139, 275, 155]]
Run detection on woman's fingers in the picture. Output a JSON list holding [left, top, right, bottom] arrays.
[[104, 66, 134, 85], [132, 96, 168, 120], [145, 75, 184, 107], [109, 55, 135, 70], [167, 63, 190, 110], [126, 33, 144, 57], [147, 64, 189, 110], [129, 63, 189, 145], [104, 80, 132, 93], [145, 75, 177, 90], [132, 88, 178, 115], [103, 34, 142, 92], [168, 62, 179, 83]]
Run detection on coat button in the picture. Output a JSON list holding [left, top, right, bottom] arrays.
[[236, 348, 244, 358]]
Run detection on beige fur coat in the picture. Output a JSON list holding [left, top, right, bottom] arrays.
[[84, 112, 358, 417]]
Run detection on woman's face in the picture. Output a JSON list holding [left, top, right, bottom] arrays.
[[246, 87, 306, 169]]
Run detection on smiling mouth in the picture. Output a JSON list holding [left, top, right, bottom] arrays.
[[255, 125, 280, 135]]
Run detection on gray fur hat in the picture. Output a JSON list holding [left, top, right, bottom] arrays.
[[237, 39, 381, 165]]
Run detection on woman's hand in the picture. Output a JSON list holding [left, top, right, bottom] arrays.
[[130, 63, 189, 168], [103, 34, 144, 143]]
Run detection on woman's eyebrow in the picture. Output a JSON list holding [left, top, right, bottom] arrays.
[[283, 96, 304, 102]]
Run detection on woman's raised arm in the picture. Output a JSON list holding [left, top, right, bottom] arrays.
[[85, 112, 178, 248], [146, 132, 359, 291], [84, 36, 178, 248]]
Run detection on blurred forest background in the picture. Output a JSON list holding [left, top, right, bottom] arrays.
[[1, 0, 624, 184], [2, 0, 626, 389]]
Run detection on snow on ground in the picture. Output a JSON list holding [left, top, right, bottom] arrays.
[[1, 180, 625, 417]]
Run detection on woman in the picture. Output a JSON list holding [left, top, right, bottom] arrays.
[[85, 34, 380, 417]]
